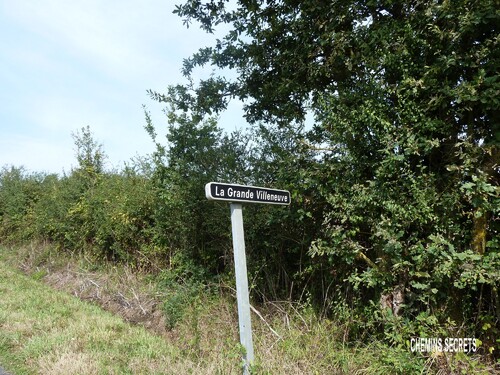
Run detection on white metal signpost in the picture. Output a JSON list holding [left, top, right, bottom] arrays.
[[205, 182, 291, 374]]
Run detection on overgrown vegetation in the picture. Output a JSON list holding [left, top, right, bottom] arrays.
[[0, 247, 206, 375], [4, 243, 495, 374], [1, 0, 499, 373]]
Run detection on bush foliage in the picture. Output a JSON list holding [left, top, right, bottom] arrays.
[[1, 0, 498, 362]]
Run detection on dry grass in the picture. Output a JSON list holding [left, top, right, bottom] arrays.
[[1, 242, 498, 374], [38, 351, 100, 375]]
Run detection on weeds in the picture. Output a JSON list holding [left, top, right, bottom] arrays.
[[1, 243, 498, 374]]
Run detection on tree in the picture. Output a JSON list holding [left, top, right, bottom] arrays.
[[72, 125, 106, 184], [154, 0, 499, 347], [145, 106, 252, 273]]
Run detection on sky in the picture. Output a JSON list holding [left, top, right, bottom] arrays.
[[0, 0, 243, 174]]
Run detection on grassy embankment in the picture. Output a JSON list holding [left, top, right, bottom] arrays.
[[0, 250, 189, 374], [0, 243, 495, 374]]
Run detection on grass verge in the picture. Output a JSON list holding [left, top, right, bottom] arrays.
[[1, 243, 497, 374], [0, 256, 190, 374]]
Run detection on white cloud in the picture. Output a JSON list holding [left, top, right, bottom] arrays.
[[0, 133, 74, 174], [1, 0, 215, 83], [0, 0, 245, 173], [7, 3, 126, 78]]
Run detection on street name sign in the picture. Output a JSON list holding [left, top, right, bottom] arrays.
[[205, 182, 291, 205], [205, 182, 291, 375]]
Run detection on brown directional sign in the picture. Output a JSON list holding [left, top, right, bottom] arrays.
[[205, 182, 291, 205]]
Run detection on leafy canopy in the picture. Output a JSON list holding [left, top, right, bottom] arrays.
[[161, 0, 499, 337]]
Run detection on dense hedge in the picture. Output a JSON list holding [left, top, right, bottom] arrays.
[[1, 118, 498, 356]]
